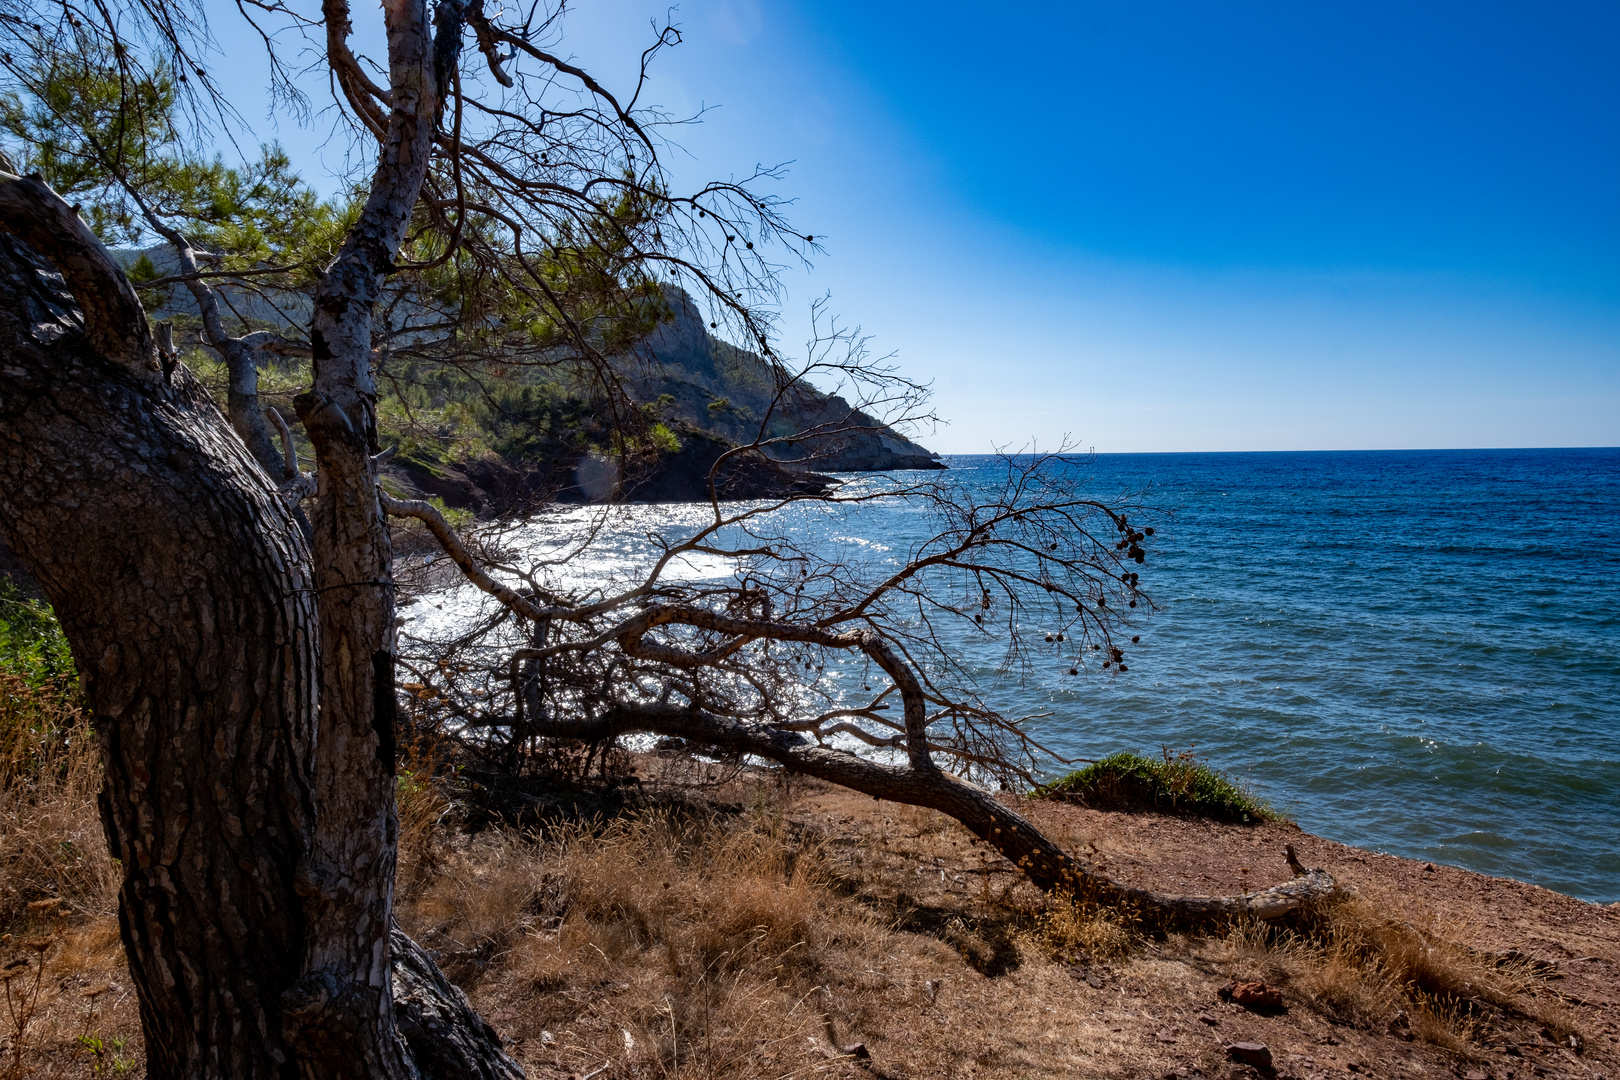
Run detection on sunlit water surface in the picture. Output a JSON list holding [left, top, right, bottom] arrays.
[[404, 448, 1620, 902]]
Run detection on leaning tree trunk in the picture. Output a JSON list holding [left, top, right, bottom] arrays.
[[541, 701, 1337, 928], [0, 169, 522, 1077], [0, 183, 319, 1078], [279, 0, 461, 1075]]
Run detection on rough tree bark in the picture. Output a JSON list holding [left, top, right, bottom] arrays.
[[0, 179, 319, 1078], [0, 127, 520, 1080], [278, 0, 461, 1075]]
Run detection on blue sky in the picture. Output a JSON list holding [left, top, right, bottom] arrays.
[[211, 0, 1620, 453]]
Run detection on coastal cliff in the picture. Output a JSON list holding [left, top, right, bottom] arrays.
[[628, 286, 945, 474], [126, 245, 942, 511], [391, 288, 941, 512]]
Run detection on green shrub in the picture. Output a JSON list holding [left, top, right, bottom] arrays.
[[0, 583, 82, 792], [0, 582, 74, 695], [1035, 747, 1278, 824]]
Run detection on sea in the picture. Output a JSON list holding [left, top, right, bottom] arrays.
[[928, 448, 1620, 904], [407, 447, 1620, 903]]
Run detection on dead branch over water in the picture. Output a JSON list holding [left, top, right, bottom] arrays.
[[387, 445, 1339, 926]]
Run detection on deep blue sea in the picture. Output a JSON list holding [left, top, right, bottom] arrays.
[[921, 448, 1620, 903], [412, 447, 1620, 902]]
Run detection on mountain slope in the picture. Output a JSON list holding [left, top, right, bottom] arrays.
[[627, 287, 944, 472]]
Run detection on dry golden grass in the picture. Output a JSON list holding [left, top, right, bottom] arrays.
[[0, 676, 115, 929], [1034, 892, 1134, 965], [393, 768, 1618, 1079], [1204, 891, 1598, 1066], [398, 803, 856, 1078], [0, 676, 137, 1079], [3, 693, 1614, 1080]]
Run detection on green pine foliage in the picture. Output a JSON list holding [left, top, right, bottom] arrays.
[[0, 57, 344, 273], [0, 49, 748, 496]]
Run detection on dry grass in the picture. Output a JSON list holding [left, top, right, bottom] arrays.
[[398, 801, 859, 1078], [0, 675, 115, 929], [1034, 891, 1134, 964], [0, 675, 136, 1078], [396, 768, 1617, 1079], [2, 687, 1613, 1079], [1207, 892, 1594, 1062]]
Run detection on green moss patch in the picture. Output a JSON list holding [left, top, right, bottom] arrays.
[[1035, 749, 1278, 824]]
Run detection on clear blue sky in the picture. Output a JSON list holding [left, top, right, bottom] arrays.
[[211, 0, 1620, 453]]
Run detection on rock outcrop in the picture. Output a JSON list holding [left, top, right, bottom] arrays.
[[391, 425, 838, 514], [628, 287, 944, 473]]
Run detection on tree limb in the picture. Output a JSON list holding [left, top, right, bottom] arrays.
[[532, 700, 1339, 926], [0, 172, 160, 384]]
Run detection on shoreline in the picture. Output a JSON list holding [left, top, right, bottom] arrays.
[[1008, 790, 1620, 917]]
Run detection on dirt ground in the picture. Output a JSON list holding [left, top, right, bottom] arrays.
[[422, 763, 1619, 1080], [780, 779, 1618, 1080], [5, 760, 1617, 1079]]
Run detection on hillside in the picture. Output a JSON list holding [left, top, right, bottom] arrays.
[[121, 249, 942, 510], [628, 286, 944, 474], [391, 287, 945, 511]]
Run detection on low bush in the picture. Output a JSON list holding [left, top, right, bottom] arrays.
[[0, 581, 74, 696], [1035, 747, 1277, 823]]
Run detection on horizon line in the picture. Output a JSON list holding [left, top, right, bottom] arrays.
[[930, 444, 1620, 457]]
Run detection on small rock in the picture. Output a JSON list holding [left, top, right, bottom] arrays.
[[1424, 863, 1436, 872], [539, 1030, 555, 1046], [1463, 1072, 1488, 1080], [840, 1042, 870, 1060], [1229, 980, 1286, 1010], [1087, 973, 1105, 989], [1156, 1029, 1179, 1043], [1226, 1042, 1273, 1070], [1197, 1013, 1220, 1026]]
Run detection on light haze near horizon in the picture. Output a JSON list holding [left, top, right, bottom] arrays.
[[207, 0, 1619, 454]]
